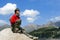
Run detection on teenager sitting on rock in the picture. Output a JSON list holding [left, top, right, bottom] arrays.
[[9, 8, 38, 40]]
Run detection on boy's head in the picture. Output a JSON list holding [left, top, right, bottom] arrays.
[[14, 8, 20, 16]]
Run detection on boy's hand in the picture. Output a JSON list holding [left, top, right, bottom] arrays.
[[16, 19, 20, 22], [16, 19, 22, 25]]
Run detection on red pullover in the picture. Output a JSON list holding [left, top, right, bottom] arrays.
[[10, 14, 20, 24]]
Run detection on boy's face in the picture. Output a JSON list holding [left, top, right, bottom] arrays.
[[16, 11, 20, 16]]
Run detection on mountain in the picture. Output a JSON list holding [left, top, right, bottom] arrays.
[[0, 21, 8, 26], [23, 21, 60, 33], [0, 28, 33, 40], [54, 21, 60, 27], [42, 21, 60, 28], [29, 21, 60, 38], [23, 24, 41, 33], [0, 24, 10, 31], [45, 21, 55, 27], [0, 21, 10, 31], [29, 26, 60, 38]]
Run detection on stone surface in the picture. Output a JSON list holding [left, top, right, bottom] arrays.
[[0, 28, 33, 40]]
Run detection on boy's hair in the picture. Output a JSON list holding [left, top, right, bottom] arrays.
[[15, 8, 20, 13]]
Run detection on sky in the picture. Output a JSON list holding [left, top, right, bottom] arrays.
[[0, 0, 60, 26]]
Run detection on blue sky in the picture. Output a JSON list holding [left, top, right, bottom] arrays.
[[0, 0, 60, 26]]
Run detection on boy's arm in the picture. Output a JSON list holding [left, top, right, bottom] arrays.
[[15, 19, 22, 25], [10, 17, 16, 24]]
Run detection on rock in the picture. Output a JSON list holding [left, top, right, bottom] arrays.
[[0, 28, 33, 40]]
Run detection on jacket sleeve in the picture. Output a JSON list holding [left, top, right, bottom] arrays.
[[10, 16, 16, 24]]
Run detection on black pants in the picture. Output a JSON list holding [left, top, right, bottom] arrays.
[[11, 24, 23, 33], [11, 20, 23, 33]]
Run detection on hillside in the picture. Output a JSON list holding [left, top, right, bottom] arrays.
[[29, 26, 60, 38]]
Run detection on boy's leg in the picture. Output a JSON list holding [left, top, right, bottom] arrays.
[[14, 19, 22, 33], [11, 24, 17, 33], [16, 26, 34, 39], [20, 29, 39, 40], [22, 30, 33, 38]]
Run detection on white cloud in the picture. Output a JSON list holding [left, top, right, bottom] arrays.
[[22, 9, 39, 17], [50, 16, 60, 22], [22, 9, 40, 23], [0, 3, 17, 15], [27, 17, 35, 23]]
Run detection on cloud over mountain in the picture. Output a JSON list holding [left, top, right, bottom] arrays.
[[22, 9, 40, 23], [0, 3, 17, 15]]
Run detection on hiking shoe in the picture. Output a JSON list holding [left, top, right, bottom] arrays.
[[29, 36, 38, 40], [28, 35, 33, 39], [33, 37, 38, 40]]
